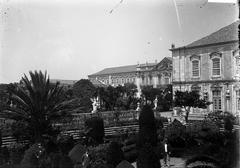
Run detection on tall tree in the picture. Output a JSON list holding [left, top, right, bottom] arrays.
[[158, 84, 173, 111], [173, 90, 211, 123], [72, 79, 96, 113], [0, 70, 79, 143], [137, 105, 160, 168], [141, 86, 162, 106]]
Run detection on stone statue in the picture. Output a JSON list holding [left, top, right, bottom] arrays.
[[91, 97, 98, 113], [136, 102, 141, 111], [154, 96, 158, 110]]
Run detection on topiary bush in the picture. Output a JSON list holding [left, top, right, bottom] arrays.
[[106, 141, 124, 167], [137, 105, 160, 168], [138, 105, 158, 147], [21, 143, 45, 168], [88, 143, 113, 168], [122, 134, 138, 163], [8, 143, 28, 165], [85, 116, 104, 145], [57, 134, 74, 155]]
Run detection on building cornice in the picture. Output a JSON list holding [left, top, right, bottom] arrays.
[[172, 79, 237, 85], [169, 40, 238, 52]]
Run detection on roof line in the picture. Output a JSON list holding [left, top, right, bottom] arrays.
[[88, 70, 137, 77], [169, 40, 238, 51]]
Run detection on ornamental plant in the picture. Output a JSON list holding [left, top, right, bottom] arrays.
[[136, 105, 160, 168]]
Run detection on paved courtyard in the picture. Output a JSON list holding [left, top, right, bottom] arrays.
[[132, 157, 185, 168]]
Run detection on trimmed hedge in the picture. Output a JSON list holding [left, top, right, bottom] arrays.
[[85, 116, 104, 145]]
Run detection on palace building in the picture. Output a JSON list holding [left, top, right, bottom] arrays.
[[88, 57, 172, 89], [171, 21, 239, 116]]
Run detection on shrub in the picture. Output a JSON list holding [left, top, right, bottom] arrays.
[[165, 119, 186, 138], [9, 143, 28, 164], [57, 134, 74, 155], [136, 144, 160, 168], [138, 105, 157, 147], [137, 105, 160, 168], [88, 143, 109, 168], [106, 141, 124, 167], [85, 116, 104, 145], [21, 143, 44, 168], [185, 155, 220, 168], [224, 117, 233, 132], [122, 135, 138, 163]]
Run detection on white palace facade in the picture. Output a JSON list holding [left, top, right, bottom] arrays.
[[171, 21, 239, 116], [88, 57, 172, 89]]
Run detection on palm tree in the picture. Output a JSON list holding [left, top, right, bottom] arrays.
[[0, 70, 79, 143]]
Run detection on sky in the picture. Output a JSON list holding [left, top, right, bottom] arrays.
[[0, 0, 238, 83]]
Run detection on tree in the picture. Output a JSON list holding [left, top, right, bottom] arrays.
[[97, 86, 120, 111], [72, 79, 96, 113], [141, 86, 162, 106], [0, 70, 79, 143], [173, 90, 211, 123], [161, 84, 173, 111], [137, 105, 160, 168]]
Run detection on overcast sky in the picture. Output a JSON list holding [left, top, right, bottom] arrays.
[[0, 0, 238, 83]]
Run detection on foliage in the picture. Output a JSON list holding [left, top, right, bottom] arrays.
[[96, 84, 138, 111], [141, 86, 161, 105], [8, 143, 29, 164], [136, 144, 161, 168], [0, 71, 79, 143], [72, 79, 96, 113], [185, 155, 220, 168], [88, 143, 111, 168], [141, 85, 172, 111], [11, 121, 30, 142], [165, 119, 186, 138], [0, 84, 11, 112], [85, 116, 104, 145], [173, 90, 211, 122], [137, 105, 160, 168], [57, 135, 75, 155], [20, 143, 45, 168], [207, 111, 235, 131], [122, 135, 138, 163], [138, 105, 158, 147], [106, 141, 124, 167]]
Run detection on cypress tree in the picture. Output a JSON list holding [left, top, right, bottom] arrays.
[[136, 105, 160, 168]]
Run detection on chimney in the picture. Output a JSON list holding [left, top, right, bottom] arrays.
[[171, 43, 175, 49], [155, 59, 157, 63]]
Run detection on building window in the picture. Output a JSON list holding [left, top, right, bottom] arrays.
[[212, 90, 221, 111], [236, 57, 240, 76], [233, 49, 240, 79], [212, 58, 221, 76], [237, 90, 240, 111], [164, 77, 170, 84], [210, 52, 222, 77], [149, 76, 152, 85], [192, 60, 200, 77]]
